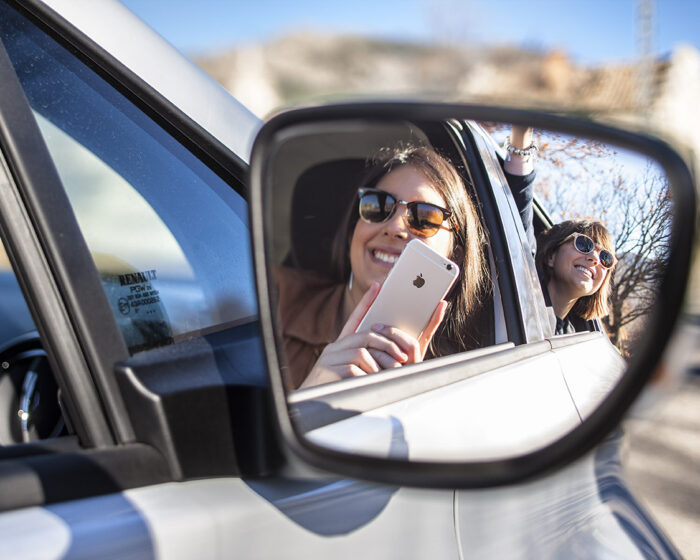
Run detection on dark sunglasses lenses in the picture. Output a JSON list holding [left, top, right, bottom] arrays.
[[358, 190, 445, 236], [599, 250, 615, 268], [573, 234, 594, 253], [573, 235, 614, 268], [406, 203, 445, 236], [358, 190, 391, 223]]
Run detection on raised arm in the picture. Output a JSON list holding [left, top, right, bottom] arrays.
[[502, 125, 537, 253]]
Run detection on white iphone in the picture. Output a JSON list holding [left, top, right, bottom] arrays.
[[356, 238, 460, 339]]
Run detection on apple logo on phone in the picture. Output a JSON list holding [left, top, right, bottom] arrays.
[[413, 273, 425, 288]]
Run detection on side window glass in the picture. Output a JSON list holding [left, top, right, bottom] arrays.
[[0, 4, 257, 355]]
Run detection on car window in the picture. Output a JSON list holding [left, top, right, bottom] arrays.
[[0, 3, 256, 355]]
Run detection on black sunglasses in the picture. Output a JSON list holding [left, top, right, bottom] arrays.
[[358, 188, 455, 238], [571, 233, 615, 269]]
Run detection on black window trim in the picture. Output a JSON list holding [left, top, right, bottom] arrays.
[[0, 33, 125, 446], [460, 121, 552, 343], [0, 439, 171, 514]]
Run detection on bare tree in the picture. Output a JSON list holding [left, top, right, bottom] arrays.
[[597, 170, 672, 352]]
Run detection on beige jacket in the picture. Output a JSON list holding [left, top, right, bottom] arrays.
[[275, 266, 346, 389]]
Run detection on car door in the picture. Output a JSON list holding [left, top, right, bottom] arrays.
[[0, 2, 460, 558]]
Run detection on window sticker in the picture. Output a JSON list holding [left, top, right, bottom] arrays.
[[101, 265, 174, 353], [117, 269, 161, 316]]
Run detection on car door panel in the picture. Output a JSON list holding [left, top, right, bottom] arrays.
[[549, 332, 626, 419], [0, 480, 457, 560], [1, 459, 671, 560], [455, 441, 653, 559], [299, 343, 580, 462], [140, 481, 455, 559]]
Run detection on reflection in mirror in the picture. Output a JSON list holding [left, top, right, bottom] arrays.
[[263, 115, 672, 462]]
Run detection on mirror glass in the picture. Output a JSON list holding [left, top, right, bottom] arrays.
[[261, 114, 673, 462]]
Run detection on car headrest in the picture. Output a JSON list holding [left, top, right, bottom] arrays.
[[289, 159, 367, 276]]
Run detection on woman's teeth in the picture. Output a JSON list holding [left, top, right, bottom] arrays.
[[575, 265, 592, 278], [373, 250, 398, 265]]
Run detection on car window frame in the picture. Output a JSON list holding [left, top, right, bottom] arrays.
[[0, 0, 256, 444], [458, 121, 553, 342], [0, 0, 267, 512], [0, 30, 119, 446]]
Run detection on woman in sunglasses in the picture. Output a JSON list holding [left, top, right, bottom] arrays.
[[503, 126, 616, 334], [279, 146, 489, 389], [536, 221, 616, 335]]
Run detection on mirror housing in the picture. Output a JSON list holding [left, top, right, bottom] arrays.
[[249, 102, 696, 488]]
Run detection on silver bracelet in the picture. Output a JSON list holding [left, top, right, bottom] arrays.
[[503, 136, 539, 158]]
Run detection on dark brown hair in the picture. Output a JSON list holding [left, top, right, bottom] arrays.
[[331, 145, 490, 355], [536, 219, 615, 320]]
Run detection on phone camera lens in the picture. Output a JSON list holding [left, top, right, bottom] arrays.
[[446, 264, 453, 271]]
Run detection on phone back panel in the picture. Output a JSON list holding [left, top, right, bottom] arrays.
[[356, 239, 459, 339]]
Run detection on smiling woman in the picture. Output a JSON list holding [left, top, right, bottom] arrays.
[[537, 221, 616, 335], [276, 145, 489, 389]]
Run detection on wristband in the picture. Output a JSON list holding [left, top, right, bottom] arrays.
[[503, 136, 539, 160]]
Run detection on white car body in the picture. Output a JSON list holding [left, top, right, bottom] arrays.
[[0, 1, 680, 559]]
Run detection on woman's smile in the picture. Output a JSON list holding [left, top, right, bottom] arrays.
[[370, 248, 401, 269], [574, 264, 595, 280]]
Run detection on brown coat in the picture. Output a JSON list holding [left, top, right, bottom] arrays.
[[275, 266, 346, 389]]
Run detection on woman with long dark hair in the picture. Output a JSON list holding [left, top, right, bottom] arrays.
[[277, 146, 489, 389], [536, 220, 616, 334]]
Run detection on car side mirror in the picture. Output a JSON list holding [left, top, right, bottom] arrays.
[[248, 102, 696, 487]]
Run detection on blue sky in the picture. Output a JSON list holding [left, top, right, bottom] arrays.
[[122, 0, 699, 65]]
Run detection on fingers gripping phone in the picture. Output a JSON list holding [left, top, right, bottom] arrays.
[[356, 239, 460, 339]]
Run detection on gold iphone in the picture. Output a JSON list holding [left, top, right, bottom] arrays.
[[356, 239, 459, 339]]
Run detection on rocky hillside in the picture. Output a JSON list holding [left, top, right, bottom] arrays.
[[195, 32, 699, 125], [196, 33, 578, 116]]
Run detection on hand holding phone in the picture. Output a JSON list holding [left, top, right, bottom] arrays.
[[300, 282, 413, 388], [300, 241, 456, 389]]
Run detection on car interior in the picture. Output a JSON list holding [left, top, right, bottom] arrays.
[[0, 241, 69, 445]]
